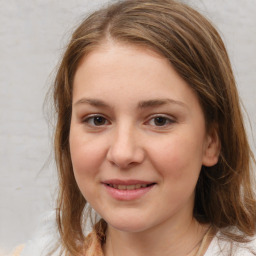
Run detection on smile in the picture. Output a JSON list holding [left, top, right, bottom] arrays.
[[106, 184, 153, 190], [102, 180, 156, 200]]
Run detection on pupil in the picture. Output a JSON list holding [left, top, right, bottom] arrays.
[[94, 116, 105, 125], [154, 117, 166, 126]]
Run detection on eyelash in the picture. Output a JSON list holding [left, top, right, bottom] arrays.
[[82, 114, 110, 127], [82, 114, 175, 128], [145, 115, 175, 128]]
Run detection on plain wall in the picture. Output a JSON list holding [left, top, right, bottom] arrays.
[[0, 0, 255, 254]]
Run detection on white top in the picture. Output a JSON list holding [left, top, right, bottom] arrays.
[[204, 232, 256, 256]]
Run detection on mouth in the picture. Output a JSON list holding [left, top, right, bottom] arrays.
[[102, 179, 156, 200], [105, 183, 155, 190]]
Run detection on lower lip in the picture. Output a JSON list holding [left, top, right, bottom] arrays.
[[103, 184, 155, 201]]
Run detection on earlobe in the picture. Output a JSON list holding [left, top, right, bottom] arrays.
[[202, 127, 221, 167]]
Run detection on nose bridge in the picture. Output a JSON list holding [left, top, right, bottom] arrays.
[[107, 121, 144, 168]]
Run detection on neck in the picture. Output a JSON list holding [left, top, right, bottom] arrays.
[[103, 218, 211, 256]]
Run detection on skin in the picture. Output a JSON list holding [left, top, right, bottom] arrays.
[[69, 42, 220, 256]]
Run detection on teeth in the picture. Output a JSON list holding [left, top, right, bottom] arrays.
[[109, 184, 150, 190], [127, 185, 136, 190], [118, 185, 127, 190]]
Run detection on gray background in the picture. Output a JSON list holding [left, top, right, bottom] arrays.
[[0, 0, 255, 254]]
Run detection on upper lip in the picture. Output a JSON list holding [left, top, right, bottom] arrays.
[[102, 179, 155, 185]]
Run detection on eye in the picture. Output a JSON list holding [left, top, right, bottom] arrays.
[[147, 115, 175, 127], [83, 115, 109, 126]]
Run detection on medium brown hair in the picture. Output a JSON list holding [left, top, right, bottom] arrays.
[[52, 0, 256, 255]]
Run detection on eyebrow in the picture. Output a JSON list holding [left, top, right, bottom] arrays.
[[74, 98, 109, 107], [138, 99, 187, 109], [74, 98, 187, 109]]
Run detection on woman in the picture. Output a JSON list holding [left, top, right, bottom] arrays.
[[19, 0, 256, 255]]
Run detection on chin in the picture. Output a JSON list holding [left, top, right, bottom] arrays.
[[104, 214, 152, 233], [109, 222, 149, 233]]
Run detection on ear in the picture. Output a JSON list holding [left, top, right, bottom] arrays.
[[202, 126, 221, 167]]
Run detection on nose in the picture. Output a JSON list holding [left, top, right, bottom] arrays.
[[106, 124, 145, 169]]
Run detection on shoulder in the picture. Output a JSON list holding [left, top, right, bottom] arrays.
[[205, 232, 256, 256]]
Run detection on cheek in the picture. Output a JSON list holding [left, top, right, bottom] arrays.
[[148, 133, 204, 181], [69, 128, 105, 183], [69, 134, 105, 204]]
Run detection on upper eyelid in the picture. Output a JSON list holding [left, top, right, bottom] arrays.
[[81, 113, 175, 119], [146, 114, 175, 121], [82, 114, 111, 125], [80, 113, 176, 124], [82, 113, 109, 120], [144, 114, 176, 127]]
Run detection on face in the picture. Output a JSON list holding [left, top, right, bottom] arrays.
[[69, 43, 219, 233]]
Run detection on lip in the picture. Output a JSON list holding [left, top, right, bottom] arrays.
[[103, 179, 154, 185], [102, 179, 156, 201]]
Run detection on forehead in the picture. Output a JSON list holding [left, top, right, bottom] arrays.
[[74, 42, 173, 89], [73, 42, 201, 111], [76, 41, 167, 75]]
